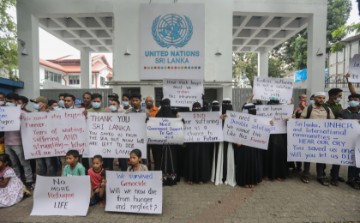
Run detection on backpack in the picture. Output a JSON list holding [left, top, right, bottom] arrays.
[[305, 104, 330, 119]]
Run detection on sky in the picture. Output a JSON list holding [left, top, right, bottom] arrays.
[[8, 0, 360, 68]]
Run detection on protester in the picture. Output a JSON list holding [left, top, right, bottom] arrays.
[[63, 150, 86, 176], [88, 155, 106, 207], [58, 93, 66, 108], [263, 96, 288, 181], [0, 154, 27, 207], [0, 92, 6, 106], [183, 102, 213, 184], [145, 96, 159, 117], [338, 93, 360, 189], [121, 93, 132, 112], [31, 96, 59, 176], [300, 92, 335, 186], [64, 93, 76, 109], [325, 88, 345, 186], [235, 103, 263, 188], [17, 96, 31, 113], [126, 93, 144, 113], [87, 93, 106, 113], [47, 99, 61, 111], [4, 93, 34, 189], [127, 149, 148, 171]]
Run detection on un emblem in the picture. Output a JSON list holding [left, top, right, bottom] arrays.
[[152, 14, 193, 48]]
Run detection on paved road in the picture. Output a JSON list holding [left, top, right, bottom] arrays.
[[1, 167, 359, 223]]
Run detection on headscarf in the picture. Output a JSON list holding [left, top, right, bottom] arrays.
[[156, 98, 176, 118], [211, 100, 220, 112], [192, 102, 202, 112], [222, 98, 233, 114]]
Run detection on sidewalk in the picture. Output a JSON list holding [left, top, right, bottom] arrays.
[[1, 169, 360, 223]]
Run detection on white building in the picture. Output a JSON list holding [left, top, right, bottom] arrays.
[[39, 55, 112, 89], [17, 0, 327, 101]]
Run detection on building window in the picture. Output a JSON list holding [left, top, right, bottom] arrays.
[[100, 77, 105, 86], [69, 75, 80, 85], [44, 70, 62, 83]]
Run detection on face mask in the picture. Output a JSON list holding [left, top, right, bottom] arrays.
[[6, 102, 16, 107], [309, 100, 315, 105], [91, 102, 101, 109], [348, 101, 360, 108], [0, 101, 4, 106], [335, 98, 341, 103], [53, 106, 62, 111], [33, 103, 40, 111], [58, 100, 65, 108], [122, 101, 129, 107], [109, 105, 117, 112]]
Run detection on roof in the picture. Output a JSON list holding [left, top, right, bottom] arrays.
[[40, 54, 113, 74]]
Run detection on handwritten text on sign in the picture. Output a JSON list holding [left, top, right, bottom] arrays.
[[355, 138, 360, 168], [146, 118, 184, 144], [256, 104, 293, 134], [31, 175, 90, 216], [223, 111, 271, 150], [348, 54, 360, 83], [21, 109, 87, 160], [287, 119, 360, 166], [0, 106, 20, 131], [106, 171, 162, 214], [87, 113, 147, 158], [179, 112, 223, 142], [253, 77, 293, 103], [163, 79, 203, 108]]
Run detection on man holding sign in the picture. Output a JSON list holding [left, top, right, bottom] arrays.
[[339, 93, 360, 190], [300, 92, 335, 186]]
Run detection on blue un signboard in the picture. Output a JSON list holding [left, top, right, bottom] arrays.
[[140, 4, 205, 80]]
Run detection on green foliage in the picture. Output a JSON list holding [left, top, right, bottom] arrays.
[[330, 22, 360, 52], [0, 0, 18, 78], [232, 53, 258, 87]]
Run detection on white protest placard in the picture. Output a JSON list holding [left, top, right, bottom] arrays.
[[105, 171, 162, 214], [253, 77, 293, 103], [223, 111, 271, 150], [163, 79, 203, 108], [255, 104, 293, 134], [21, 109, 87, 160], [287, 119, 360, 166], [140, 4, 205, 80], [179, 112, 223, 142], [86, 113, 147, 158], [348, 54, 360, 83], [355, 138, 360, 168], [31, 175, 90, 216], [0, 106, 20, 131], [146, 118, 184, 144]]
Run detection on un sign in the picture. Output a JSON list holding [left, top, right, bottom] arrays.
[[152, 14, 193, 48]]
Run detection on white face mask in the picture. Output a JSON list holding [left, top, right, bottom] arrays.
[[0, 101, 5, 106], [309, 100, 315, 105], [335, 98, 341, 103], [5, 102, 17, 107], [53, 106, 62, 111]]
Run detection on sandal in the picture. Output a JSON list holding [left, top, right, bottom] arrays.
[[300, 175, 309, 184], [317, 177, 329, 186]]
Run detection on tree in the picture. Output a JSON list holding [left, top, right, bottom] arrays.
[[232, 53, 257, 87], [330, 22, 360, 52], [0, 0, 18, 78]]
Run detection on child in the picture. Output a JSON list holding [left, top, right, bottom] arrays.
[[88, 155, 106, 207], [0, 154, 25, 207], [63, 150, 86, 176], [127, 149, 148, 171]]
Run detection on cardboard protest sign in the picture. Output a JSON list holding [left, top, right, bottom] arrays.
[[348, 54, 360, 83], [163, 79, 203, 107], [354, 138, 360, 168], [287, 119, 360, 166], [146, 118, 184, 144], [179, 112, 223, 142], [21, 109, 87, 160], [86, 113, 147, 158], [31, 175, 90, 216], [253, 77, 293, 103], [223, 111, 272, 150], [105, 171, 162, 214], [255, 104, 293, 134], [0, 106, 20, 131]]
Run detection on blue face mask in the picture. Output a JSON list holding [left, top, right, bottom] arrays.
[[335, 98, 341, 103], [349, 101, 360, 108], [58, 100, 65, 108], [109, 105, 117, 112], [33, 103, 40, 110], [122, 101, 129, 107], [91, 102, 101, 109], [309, 100, 315, 105], [6, 102, 16, 107]]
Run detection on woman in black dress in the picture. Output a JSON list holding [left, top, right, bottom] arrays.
[[235, 103, 263, 188], [183, 102, 213, 184]]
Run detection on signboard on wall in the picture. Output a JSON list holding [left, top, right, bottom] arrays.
[[140, 4, 205, 80]]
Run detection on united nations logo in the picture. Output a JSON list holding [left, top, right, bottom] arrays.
[[152, 14, 193, 48]]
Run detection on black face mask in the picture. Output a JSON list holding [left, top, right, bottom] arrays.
[[222, 103, 233, 114], [248, 108, 256, 115], [192, 107, 202, 112], [212, 105, 220, 111]]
